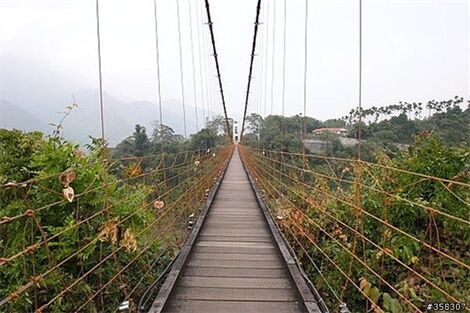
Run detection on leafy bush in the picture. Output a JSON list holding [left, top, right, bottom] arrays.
[[0, 131, 173, 312]]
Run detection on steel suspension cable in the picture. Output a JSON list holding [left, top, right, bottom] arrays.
[[201, 0, 215, 120], [204, 0, 232, 142], [205, 37, 214, 118], [256, 8, 265, 117], [188, 0, 199, 132], [240, 0, 263, 142], [176, 0, 188, 137], [153, 0, 163, 132], [357, 0, 363, 159], [263, 0, 270, 117], [203, 18, 214, 119], [302, 0, 308, 142], [195, 0, 207, 124], [270, 0, 277, 115], [203, 27, 213, 118], [199, 1, 213, 119], [280, 0, 287, 149], [281, 0, 287, 117], [468, 0, 470, 107], [95, 0, 105, 141]]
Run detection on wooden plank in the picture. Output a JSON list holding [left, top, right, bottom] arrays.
[[177, 276, 292, 289], [190, 252, 280, 261], [196, 241, 274, 249], [200, 229, 270, 236], [197, 236, 273, 243], [191, 246, 276, 255], [209, 208, 262, 213], [183, 266, 288, 278], [201, 221, 265, 227], [164, 300, 306, 313], [201, 226, 269, 231], [206, 217, 266, 222], [208, 212, 262, 217], [186, 259, 284, 269], [212, 199, 259, 205], [172, 287, 298, 302]]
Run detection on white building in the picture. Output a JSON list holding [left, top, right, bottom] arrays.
[[312, 127, 348, 137], [233, 121, 239, 143]]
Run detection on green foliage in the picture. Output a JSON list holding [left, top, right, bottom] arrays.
[[255, 130, 469, 312], [114, 124, 151, 158], [344, 97, 469, 146], [0, 129, 43, 185], [113, 116, 232, 160], [0, 131, 172, 312], [206, 115, 234, 137], [190, 127, 221, 150], [419, 106, 470, 146]]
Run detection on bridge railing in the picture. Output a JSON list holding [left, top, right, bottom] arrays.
[[240, 145, 469, 313], [0, 144, 232, 313]]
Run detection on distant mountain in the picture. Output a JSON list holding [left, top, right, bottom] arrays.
[[0, 91, 200, 146], [0, 100, 49, 133]]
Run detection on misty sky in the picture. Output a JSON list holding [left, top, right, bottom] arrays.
[[1, 0, 469, 127]]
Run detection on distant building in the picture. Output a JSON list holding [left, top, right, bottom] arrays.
[[233, 121, 239, 143], [303, 137, 358, 154], [312, 127, 348, 136]]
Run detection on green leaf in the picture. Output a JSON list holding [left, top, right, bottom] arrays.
[[383, 293, 401, 313]]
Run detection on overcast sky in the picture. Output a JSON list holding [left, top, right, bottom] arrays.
[[1, 0, 469, 125]]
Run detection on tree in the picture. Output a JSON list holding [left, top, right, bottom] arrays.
[[206, 115, 233, 138], [152, 124, 182, 145], [245, 113, 264, 138], [322, 118, 346, 128], [133, 124, 150, 157], [420, 106, 470, 145], [190, 128, 220, 150], [113, 124, 150, 158]]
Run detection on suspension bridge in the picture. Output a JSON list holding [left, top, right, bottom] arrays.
[[1, 0, 469, 312]]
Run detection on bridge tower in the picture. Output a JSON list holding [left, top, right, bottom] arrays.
[[233, 120, 240, 143]]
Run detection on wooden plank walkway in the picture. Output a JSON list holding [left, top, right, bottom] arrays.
[[150, 148, 321, 313]]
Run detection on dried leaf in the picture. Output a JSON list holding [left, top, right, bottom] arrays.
[[153, 200, 165, 209], [125, 164, 142, 178], [98, 218, 119, 244], [75, 149, 85, 159], [62, 186, 75, 203], [359, 277, 369, 290], [59, 170, 76, 186], [3, 181, 27, 189], [121, 229, 137, 252]]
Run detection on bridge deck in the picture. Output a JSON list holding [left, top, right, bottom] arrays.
[[153, 149, 316, 313]]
